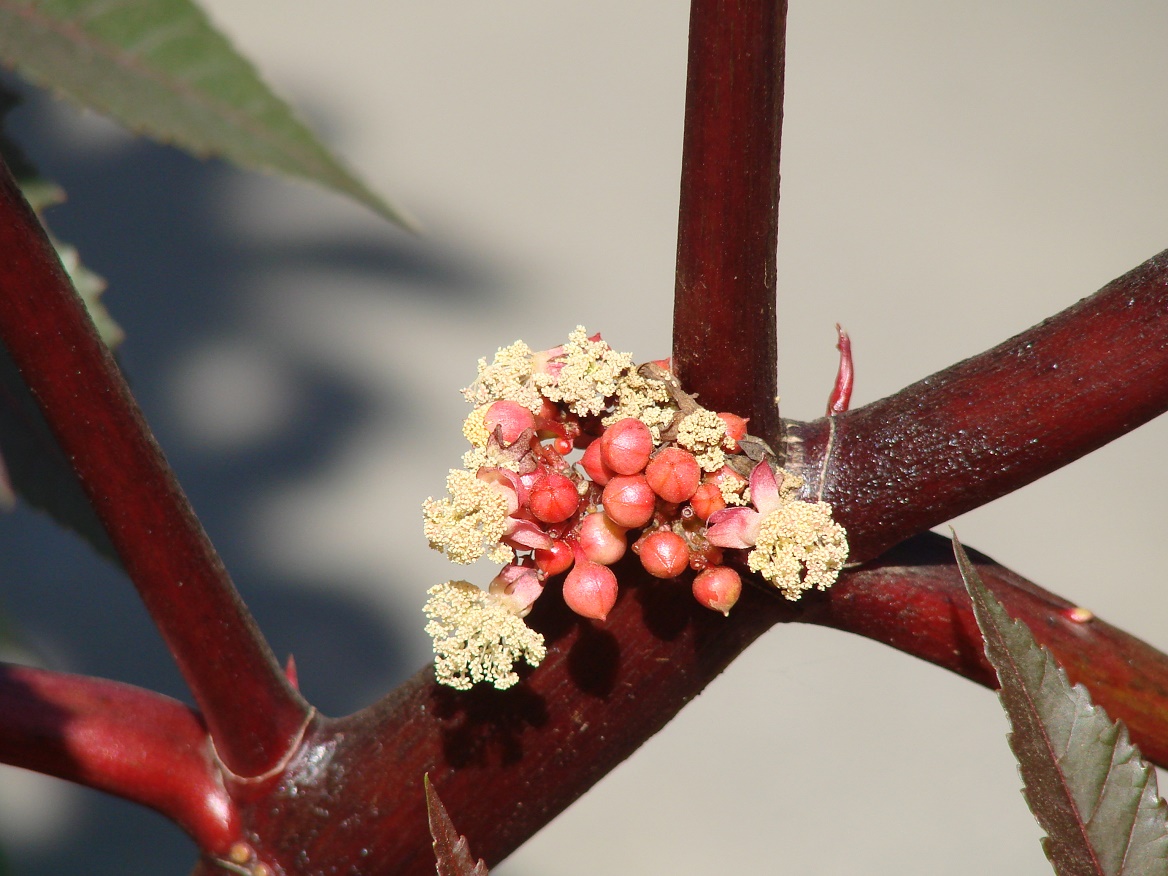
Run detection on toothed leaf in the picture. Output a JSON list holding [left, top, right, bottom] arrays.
[[955, 536, 1168, 876], [426, 775, 489, 876]]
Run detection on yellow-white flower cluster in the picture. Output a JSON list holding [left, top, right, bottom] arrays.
[[748, 500, 848, 601], [676, 408, 729, 472], [532, 326, 634, 417], [423, 581, 547, 690], [422, 469, 514, 565], [463, 340, 543, 413]]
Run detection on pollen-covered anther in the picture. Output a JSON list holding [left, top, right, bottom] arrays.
[[422, 469, 512, 565], [748, 501, 849, 601], [463, 339, 543, 412], [424, 581, 547, 690], [676, 408, 730, 472]]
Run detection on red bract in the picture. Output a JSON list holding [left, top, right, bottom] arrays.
[[645, 447, 701, 503], [578, 512, 628, 565], [529, 472, 580, 523], [485, 400, 536, 444], [692, 566, 742, 615], [601, 475, 656, 528], [636, 530, 690, 579], [562, 560, 618, 621], [599, 417, 654, 475]]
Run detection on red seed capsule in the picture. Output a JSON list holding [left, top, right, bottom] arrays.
[[529, 473, 580, 523], [563, 560, 619, 620], [599, 418, 654, 475], [637, 530, 690, 579], [578, 512, 628, 565], [485, 400, 536, 444], [580, 439, 616, 485], [534, 539, 575, 576], [692, 566, 742, 615], [601, 474, 656, 528], [645, 447, 701, 503], [689, 482, 726, 520]]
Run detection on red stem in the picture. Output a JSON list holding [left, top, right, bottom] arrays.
[[787, 248, 1168, 562], [803, 531, 1168, 766], [673, 0, 787, 438], [0, 157, 309, 776], [0, 663, 236, 852]]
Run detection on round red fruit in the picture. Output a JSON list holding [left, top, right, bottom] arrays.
[[638, 530, 690, 579], [601, 475, 656, 528], [529, 473, 580, 523], [599, 418, 654, 475], [645, 447, 701, 503]]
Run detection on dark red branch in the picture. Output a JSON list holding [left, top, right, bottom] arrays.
[[801, 532, 1168, 766], [0, 157, 308, 776], [788, 248, 1168, 562], [673, 0, 787, 439], [0, 664, 237, 852]]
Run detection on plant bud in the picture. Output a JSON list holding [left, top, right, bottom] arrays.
[[716, 412, 749, 450], [599, 417, 654, 475], [645, 447, 701, 503], [637, 530, 690, 579], [485, 400, 536, 444], [529, 472, 580, 523], [563, 560, 619, 620], [692, 566, 742, 615], [689, 482, 726, 520], [601, 474, 656, 528], [534, 539, 575, 576], [580, 439, 616, 485], [578, 512, 628, 565]]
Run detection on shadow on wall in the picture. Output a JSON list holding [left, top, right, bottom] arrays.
[[0, 80, 498, 876]]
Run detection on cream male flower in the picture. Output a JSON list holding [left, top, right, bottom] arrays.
[[422, 468, 514, 565], [676, 408, 729, 472], [604, 368, 677, 440], [532, 326, 633, 417], [705, 461, 848, 600], [424, 580, 547, 690], [462, 340, 544, 413]]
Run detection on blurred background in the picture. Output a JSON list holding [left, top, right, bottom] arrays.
[[1, 2, 1167, 873]]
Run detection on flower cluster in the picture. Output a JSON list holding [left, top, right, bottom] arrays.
[[423, 327, 849, 689]]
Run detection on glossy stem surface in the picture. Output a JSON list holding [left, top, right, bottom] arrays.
[[0, 664, 236, 851], [673, 0, 786, 440], [0, 157, 308, 776], [789, 249, 1168, 563]]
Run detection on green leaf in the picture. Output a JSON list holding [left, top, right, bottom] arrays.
[[0, 0, 409, 227], [954, 534, 1168, 876], [425, 775, 489, 876]]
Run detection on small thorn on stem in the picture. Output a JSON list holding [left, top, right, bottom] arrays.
[[283, 654, 299, 691], [826, 324, 853, 416]]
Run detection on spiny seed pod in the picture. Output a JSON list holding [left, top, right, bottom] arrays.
[[637, 530, 690, 579], [534, 539, 575, 576], [689, 482, 726, 520], [563, 560, 619, 620], [578, 512, 628, 565], [485, 400, 536, 444], [716, 412, 749, 450], [599, 417, 654, 475], [601, 474, 656, 528], [692, 566, 742, 615], [645, 447, 701, 503], [580, 439, 616, 485], [529, 472, 580, 523]]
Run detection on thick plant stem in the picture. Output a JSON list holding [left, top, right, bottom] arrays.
[[0, 664, 237, 851], [787, 248, 1168, 563], [0, 157, 308, 776], [673, 0, 786, 441]]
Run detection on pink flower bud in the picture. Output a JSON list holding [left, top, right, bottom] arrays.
[[636, 530, 690, 579], [563, 560, 619, 620], [534, 539, 575, 576], [644, 447, 701, 503], [578, 512, 628, 565], [485, 401, 536, 444], [529, 472, 580, 523], [601, 474, 656, 528], [599, 418, 654, 475], [489, 563, 546, 617], [716, 412, 749, 450], [692, 566, 742, 615], [580, 439, 616, 485], [689, 482, 726, 520]]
